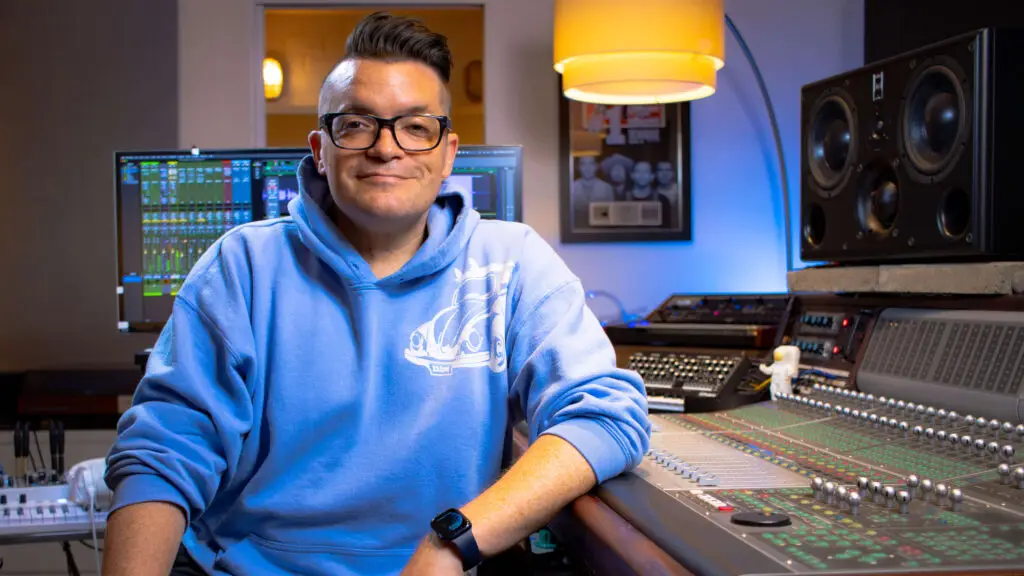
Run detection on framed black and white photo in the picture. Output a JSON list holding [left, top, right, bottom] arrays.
[[558, 79, 692, 243]]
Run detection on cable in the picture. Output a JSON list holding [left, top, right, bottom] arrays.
[[584, 290, 642, 325], [726, 14, 793, 273], [86, 471, 102, 576]]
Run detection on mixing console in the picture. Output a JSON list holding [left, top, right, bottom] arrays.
[[605, 383, 1024, 575]]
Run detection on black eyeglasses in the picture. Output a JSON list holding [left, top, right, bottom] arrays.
[[319, 112, 451, 152]]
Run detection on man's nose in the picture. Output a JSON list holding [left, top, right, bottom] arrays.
[[368, 126, 403, 161]]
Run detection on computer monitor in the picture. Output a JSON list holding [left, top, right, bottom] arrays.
[[445, 145, 523, 223], [115, 145, 523, 332]]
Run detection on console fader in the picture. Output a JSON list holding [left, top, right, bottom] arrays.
[[598, 297, 1024, 575]]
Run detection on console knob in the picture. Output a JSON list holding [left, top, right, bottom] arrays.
[[895, 400, 905, 412], [906, 474, 921, 499], [811, 477, 825, 499], [925, 427, 936, 441], [976, 417, 988, 431], [947, 411, 959, 425], [935, 483, 950, 506], [936, 430, 947, 445], [950, 488, 964, 512], [883, 486, 897, 508], [889, 418, 899, 431], [847, 491, 861, 515], [937, 408, 948, 421], [824, 481, 836, 504], [897, 490, 912, 514], [948, 433, 960, 449], [869, 414, 879, 426], [879, 416, 889, 428], [906, 402, 917, 414], [990, 420, 1002, 438], [865, 393, 874, 403], [974, 438, 987, 456], [857, 476, 870, 498], [964, 415, 976, 428], [1016, 424, 1024, 442], [824, 403, 833, 413], [842, 407, 852, 417], [1002, 445, 1015, 462], [925, 406, 936, 421], [913, 425, 924, 439], [870, 481, 884, 504], [1001, 421, 1014, 438], [1013, 467, 1024, 490], [899, 421, 910, 438], [851, 409, 861, 420], [998, 463, 1012, 485], [961, 435, 973, 450], [987, 441, 1000, 458], [916, 405, 927, 418], [878, 395, 888, 405], [920, 478, 934, 502], [836, 486, 849, 509]]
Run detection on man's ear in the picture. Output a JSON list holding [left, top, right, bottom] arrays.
[[441, 131, 460, 179], [308, 130, 327, 175]]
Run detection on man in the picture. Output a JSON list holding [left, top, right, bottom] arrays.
[[103, 12, 650, 576]]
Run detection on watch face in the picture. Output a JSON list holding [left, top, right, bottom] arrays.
[[431, 509, 470, 539]]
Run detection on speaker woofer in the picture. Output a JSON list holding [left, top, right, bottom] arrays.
[[856, 161, 900, 236], [901, 60, 968, 181], [807, 90, 856, 197]]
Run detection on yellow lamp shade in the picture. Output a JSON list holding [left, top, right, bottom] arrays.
[[554, 0, 725, 105], [263, 57, 284, 100]]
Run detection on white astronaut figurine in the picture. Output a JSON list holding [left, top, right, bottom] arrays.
[[760, 345, 801, 400]]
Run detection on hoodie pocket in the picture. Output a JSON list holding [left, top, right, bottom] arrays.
[[214, 533, 415, 575]]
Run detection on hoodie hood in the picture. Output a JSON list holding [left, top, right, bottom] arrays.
[[288, 155, 479, 287]]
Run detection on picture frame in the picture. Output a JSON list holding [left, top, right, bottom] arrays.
[[558, 78, 693, 243]]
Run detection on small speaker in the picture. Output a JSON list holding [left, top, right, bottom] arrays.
[[800, 27, 1024, 264]]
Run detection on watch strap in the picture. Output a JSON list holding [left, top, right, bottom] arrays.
[[451, 527, 482, 571]]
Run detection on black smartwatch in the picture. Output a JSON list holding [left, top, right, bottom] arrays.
[[430, 508, 481, 571]]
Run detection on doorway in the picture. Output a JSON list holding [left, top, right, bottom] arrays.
[[262, 6, 485, 148]]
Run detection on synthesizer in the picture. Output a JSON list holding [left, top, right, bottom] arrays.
[[595, 299, 1024, 575], [0, 483, 107, 544], [606, 294, 789, 349], [625, 348, 766, 413]]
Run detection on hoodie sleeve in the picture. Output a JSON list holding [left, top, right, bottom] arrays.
[[104, 251, 255, 524], [506, 232, 651, 484]]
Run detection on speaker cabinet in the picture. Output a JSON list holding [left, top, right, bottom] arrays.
[[800, 27, 1024, 264]]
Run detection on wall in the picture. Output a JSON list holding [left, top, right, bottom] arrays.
[[264, 7, 485, 147], [0, 0, 178, 372], [180, 0, 864, 323]]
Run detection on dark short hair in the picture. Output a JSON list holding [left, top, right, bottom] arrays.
[[344, 11, 453, 84]]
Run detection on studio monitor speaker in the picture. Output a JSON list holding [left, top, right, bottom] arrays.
[[800, 27, 1024, 264]]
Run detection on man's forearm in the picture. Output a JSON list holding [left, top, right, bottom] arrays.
[[102, 501, 187, 576], [460, 433, 598, 558]]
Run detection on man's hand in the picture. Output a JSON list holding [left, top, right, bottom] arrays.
[[400, 534, 464, 575]]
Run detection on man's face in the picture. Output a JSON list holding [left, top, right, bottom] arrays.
[[578, 156, 597, 179], [632, 162, 654, 187], [656, 162, 673, 186], [310, 59, 458, 231]]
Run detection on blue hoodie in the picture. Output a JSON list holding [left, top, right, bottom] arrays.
[[105, 155, 650, 575]]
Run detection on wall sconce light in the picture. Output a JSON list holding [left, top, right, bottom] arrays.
[[553, 0, 724, 105], [263, 57, 284, 101]]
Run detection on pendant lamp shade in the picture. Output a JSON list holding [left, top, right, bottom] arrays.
[[554, 0, 725, 105]]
